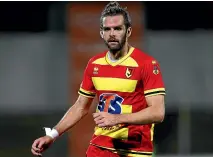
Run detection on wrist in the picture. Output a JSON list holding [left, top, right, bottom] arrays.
[[116, 114, 127, 124], [44, 127, 59, 140]]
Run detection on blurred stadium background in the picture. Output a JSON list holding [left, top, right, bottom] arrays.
[[0, 1, 213, 157]]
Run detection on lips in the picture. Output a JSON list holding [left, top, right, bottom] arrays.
[[108, 40, 119, 43], [108, 38, 118, 42], [108, 42, 119, 46], [108, 41, 118, 43]]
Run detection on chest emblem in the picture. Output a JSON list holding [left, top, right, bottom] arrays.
[[152, 60, 159, 75], [125, 68, 134, 78]]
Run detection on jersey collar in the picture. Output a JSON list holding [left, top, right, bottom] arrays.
[[105, 47, 135, 66]]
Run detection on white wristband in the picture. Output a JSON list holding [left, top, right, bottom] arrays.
[[44, 127, 59, 139]]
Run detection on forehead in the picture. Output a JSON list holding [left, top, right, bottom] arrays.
[[103, 15, 124, 27]]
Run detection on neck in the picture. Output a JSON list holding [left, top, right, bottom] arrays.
[[109, 43, 130, 60]]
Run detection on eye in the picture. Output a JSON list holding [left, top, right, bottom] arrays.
[[103, 27, 110, 31], [114, 27, 122, 31]]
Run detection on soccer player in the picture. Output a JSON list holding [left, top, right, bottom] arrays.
[[31, 1, 166, 157]]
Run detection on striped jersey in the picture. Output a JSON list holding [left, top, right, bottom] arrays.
[[78, 47, 166, 155]]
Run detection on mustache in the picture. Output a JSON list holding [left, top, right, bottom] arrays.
[[107, 38, 119, 42]]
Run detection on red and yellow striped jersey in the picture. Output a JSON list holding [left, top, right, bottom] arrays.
[[78, 47, 166, 155]]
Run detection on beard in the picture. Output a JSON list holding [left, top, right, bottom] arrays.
[[104, 33, 127, 55]]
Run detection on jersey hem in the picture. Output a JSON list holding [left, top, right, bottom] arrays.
[[90, 143, 153, 155]]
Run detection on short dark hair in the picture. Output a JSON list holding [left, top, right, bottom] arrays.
[[100, 1, 132, 30]]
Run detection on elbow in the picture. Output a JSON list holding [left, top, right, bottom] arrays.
[[78, 107, 89, 117], [155, 110, 165, 123], [74, 97, 91, 117], [158, 112, 165, 123], [73, 104, 89, 118], [82, 108, 89, 116]]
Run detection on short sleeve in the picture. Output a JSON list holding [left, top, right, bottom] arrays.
[[141, 60, 166, 97], [78, 60, 96, 98]]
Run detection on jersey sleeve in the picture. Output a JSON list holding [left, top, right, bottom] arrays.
[[78, 60, 96, 98], [141, 59, 166, 97]]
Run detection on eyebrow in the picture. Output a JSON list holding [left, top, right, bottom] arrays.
[[103, 25, 123, 29]]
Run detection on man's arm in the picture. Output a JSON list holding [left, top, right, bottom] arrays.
[[93, 95, 165, 127], [31, 95, 93, 156], [54, 95, 93, 136], [117, 95, 165, 125]]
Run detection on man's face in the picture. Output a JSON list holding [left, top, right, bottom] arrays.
[[101, 15, 128, 53]]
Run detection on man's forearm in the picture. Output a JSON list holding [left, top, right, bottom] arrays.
[[53, 104, 89, 136], [117, 106, 164, 125]]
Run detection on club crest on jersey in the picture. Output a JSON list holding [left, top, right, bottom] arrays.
[[125, 68, 134, 78], [93, 67, 99, 74], [153, 65, 159, 75]]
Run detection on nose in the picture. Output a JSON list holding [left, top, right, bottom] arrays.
[[109, 29, 115, 36]]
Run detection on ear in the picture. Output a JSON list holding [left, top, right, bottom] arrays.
[[100, 30, 104, 38], [127, 27, 132, 38]]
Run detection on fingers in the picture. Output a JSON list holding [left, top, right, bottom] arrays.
[[93, 112, 108, 119], [93, 113, 107, 127], [31, 139, 43, 156], [93, 112, 117, 127], [37, 140, 45, 149], [94, 115, 103, 122], [31, 136, 54, 156], [92, 112, 101, 119], [93, 112, 105, 125], [97, 122, 106, 127], [95, 118, 105, 126], [93, 112, 108, 127], [32, 139, 40, 151], [31, 147, 42, 156], [31, 136, 52, 156]]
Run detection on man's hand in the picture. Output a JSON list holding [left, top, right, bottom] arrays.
[[93, 112, 118, 127], [31, 136, 54, 156]]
